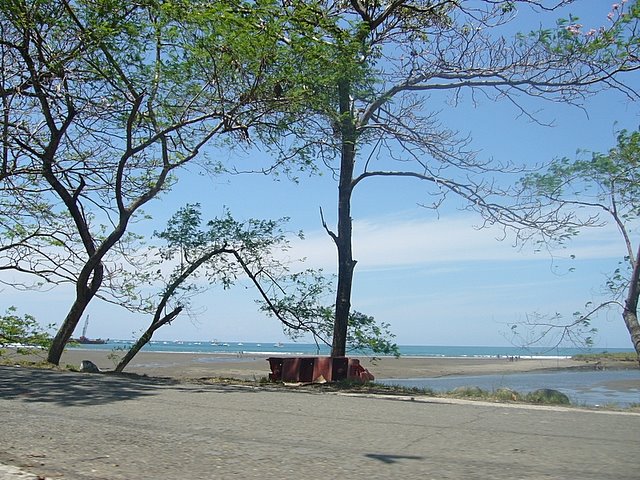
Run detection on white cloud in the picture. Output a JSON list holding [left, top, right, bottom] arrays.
[[288, 212, 625, 271]]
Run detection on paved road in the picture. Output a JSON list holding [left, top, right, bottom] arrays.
[[1, 365, 639, 479]]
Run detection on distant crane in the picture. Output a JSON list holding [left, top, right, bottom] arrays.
[[75, 315, 106, 344], [81, 315, 90, 338]]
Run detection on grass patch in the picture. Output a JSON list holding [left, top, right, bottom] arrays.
[[324, 382, 573, 406], [0, 357, 55, 369], [523, 388, 570, 405], [572, 352, 638, 363], [450, 386, 488, 398], [314, 379, 436, 396]]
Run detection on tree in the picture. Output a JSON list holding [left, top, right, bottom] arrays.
[[257, 270, 400, 357], [0, 306, 52, 358], [113, 204, 295, 371], [0, 0, 295, 364], [519, 129, 640, 361], [260, 0, 640, 357], [114, 204, 399, 371]]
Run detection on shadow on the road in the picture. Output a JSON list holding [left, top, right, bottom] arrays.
[[365, 453, 425, 464], [0, 365, 175, 406], [0, 366, 272, 406]]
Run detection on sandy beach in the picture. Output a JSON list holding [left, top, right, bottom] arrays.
[[52, 348, 606, 381]]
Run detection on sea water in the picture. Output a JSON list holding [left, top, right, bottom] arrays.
[[70, 341, 639, 407], [70, 340, 633, 359], [378, 369, 640, 408]]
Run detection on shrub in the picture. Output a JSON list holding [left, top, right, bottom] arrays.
[[0, 307, 52, 357], [525, 388, 570, 405], [451, 386, 488, 398], [494, 388, 519, 402]]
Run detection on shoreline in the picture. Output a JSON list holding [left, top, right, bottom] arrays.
[[49, 348, 623, 381], [65, 346, 580, 360]]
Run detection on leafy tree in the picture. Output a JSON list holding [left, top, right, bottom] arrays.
[[114, 204, 398, 371], [257, 269, 400, 357], [519, 129, 640, 361], [0, 0, 296, 364], [259, 0, 640, 356], [113, 204, 296, 371], [0, 306, 52, 357], [322, 310, 399, 358]]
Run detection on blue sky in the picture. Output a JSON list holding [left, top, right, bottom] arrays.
[[2, 2, 639, 348]]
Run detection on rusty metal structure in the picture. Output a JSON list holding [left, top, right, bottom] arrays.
[[267, 357, 374, 383]]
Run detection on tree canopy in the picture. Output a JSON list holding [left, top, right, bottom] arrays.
[[0, 0, 303, 364], [519, 129, 640, 359], [1, 1, 639, 361], [252, 0, 640, 356]]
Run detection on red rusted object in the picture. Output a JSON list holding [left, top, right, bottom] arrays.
[[348, 358, 375, 382], [282, 357, 315, 382], [266, 356, 374, 383], [267, 357, 283, 381]]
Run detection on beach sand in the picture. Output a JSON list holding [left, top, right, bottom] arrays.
[[53, 348, 604, 381]]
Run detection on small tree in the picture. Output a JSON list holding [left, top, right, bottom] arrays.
[[519, 129, 640, 361], [114, 204, 303, 371], [0, 306, 52, 358], [114, 204, 398, 371]]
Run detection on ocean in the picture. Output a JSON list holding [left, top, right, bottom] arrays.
[[70, 340, 634, 359]]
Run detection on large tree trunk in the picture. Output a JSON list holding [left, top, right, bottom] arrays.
[[115, 306, 182, 372], [623, 245, 640, 365], [331, 79, 357, 358], [333, 217, 356, 357], [46, 300, 88, 365], [47, 263, 104, 365], [622, 310, 640, 365]]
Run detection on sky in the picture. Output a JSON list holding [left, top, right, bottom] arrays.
[[2, 2, 639, 349]]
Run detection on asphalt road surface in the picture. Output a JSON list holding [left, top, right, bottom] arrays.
[[1, 366, 639, 479]]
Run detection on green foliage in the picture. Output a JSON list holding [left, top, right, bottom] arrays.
[[494, 388, 519, 402], [517, 128, 640, 353], [345, 311, 400, 357], [316, 308, 400, 357], [523, 130, 640, 221], [507, 308, 599, 351], [155, 203, 207, 256], [0, 307, 52, 355], [524, 388, 570, 405], [298, 381, 576, 406], [259, 270, 399, 357], [500, 2, 516, 15], [1, 0, 308, 303], [153, 203, 292, 295], [253, 1, 639, 359], [449, 386, 569, 405], [259, 269, 333, 340], [114, 203, 301, 371], [451, 386, 489, 398], [107, 345, 127, 367], [516, 1, 639, 62], [521, 128, 640, 267], [572, 351, 639, 362]]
